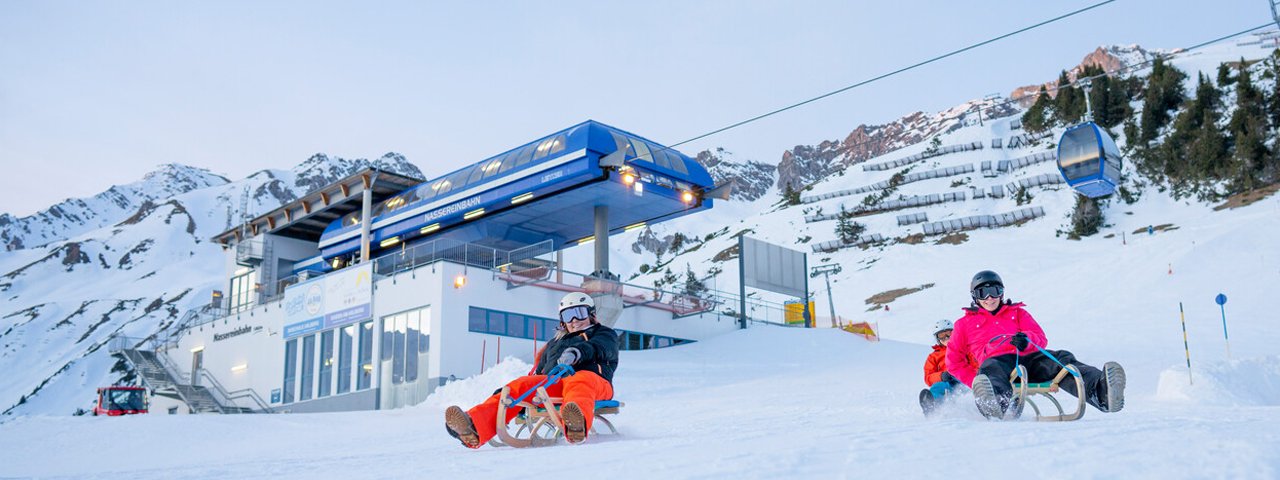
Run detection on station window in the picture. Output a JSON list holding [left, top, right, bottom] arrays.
[[358, 320, 374, 390], [282, 339, 297, 404], [659, 147, 688, 174], [467, 307, 562, 342], [229, 270, 254, 313], [300, 335, 315, 401], [615, 329, 694, 351], [630, 137, 654, 164], [381, 307, 430, 386], [503, 144, 536, 174], [338, 324, 354, 395], [318, 330, 334, 398]]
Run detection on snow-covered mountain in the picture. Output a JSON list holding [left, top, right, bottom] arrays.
[[0, 164, 230, 251], [0, 152, 421, 417]]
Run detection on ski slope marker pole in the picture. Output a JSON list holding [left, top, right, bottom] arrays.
[[1179, 302, 1192, 385], [481, 340, 487, 374], [1215, 293, 1230, 359]]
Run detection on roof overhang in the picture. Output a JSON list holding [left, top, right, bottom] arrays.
[[213, 168, 424, 245]]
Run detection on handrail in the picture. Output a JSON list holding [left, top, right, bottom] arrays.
[[196, 368, 274, 413]]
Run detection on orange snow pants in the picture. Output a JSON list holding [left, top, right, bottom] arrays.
[[466, 370, 613, 447]]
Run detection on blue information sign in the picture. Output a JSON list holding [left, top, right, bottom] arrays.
[[1215, 293, 1227, 305]]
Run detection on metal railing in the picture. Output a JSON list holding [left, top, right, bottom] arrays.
[[371, 238, 555, 277], [196, 368, 273, 413]]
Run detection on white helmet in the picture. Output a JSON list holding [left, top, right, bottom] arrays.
[[933, 319, 954, 336], [559, 292, 595, 311]]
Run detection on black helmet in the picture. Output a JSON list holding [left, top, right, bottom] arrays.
[[970, 270, 1003, 291]]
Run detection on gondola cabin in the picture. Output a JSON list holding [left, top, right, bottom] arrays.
[[1056, 122, 1122, 198]]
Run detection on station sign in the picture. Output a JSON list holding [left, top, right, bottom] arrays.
[[283, 263, 372, 339]]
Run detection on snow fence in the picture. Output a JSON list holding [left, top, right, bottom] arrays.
[[896, 212, 928, 226], [861, 141, 985, 171], [804, 192, 966, 223], [802, 164, 975, 204], [1005, 173, 1065, 194], [811, 233, 886, 253], [920, 206, 1045, 235]]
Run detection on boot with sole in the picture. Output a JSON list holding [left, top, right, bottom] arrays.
[[1104, 361, 1126, 413], [445, 406, 481, 448], [971, 374, 1005, 420], [560, 402, 588, 444]]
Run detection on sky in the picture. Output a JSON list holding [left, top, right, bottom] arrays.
[[0, 0, 1264, 217]]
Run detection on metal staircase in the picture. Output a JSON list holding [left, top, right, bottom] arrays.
[[109, 337, 265, 414]]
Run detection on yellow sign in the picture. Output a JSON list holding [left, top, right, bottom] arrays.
[[784, 301, 816, 325]]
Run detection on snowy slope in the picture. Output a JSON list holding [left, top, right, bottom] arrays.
[[1, 324, 1277, 479]]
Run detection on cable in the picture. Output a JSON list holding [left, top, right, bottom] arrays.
[[665, 0, 1119, 151], [708, 21, 1276, 188]]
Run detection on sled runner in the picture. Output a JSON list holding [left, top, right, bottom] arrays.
[[488, 365, 623, 448], [1009, 364, 1085, 422]]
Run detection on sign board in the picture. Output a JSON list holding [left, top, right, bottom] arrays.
[[1215, 293, 1227, 306], [283, 263, 372, 339], [741, 236, 807, 298], [784, 301, 816, 325]]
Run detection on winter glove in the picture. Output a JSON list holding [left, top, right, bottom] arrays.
[[557, 347, 581, 366], [940, 371, 958, 385], [1010, 332, 1029, 351]]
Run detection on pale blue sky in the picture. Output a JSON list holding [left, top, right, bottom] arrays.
[[0, 0, 1262, 216]]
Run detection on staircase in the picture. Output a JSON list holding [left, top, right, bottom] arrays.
[[110, 338, 261, 414]]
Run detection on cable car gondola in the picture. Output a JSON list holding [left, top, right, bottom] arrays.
[[1056, 121, 1122, 198]]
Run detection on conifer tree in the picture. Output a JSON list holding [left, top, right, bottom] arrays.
[[1227, 58, 1270, 192], [1022, 86, 1053, 134], [1138, 58, 1188, 146]]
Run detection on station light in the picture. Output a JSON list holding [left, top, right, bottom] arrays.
[[190, 346, 204, 353], [622, 173, 636, 186], [230, 364, 248, 372], [624, 222, 646, 232], [453, 273, 467, 289], [511, 192, 534, 204], [464, 208, 486, 220], [681, 191, 695, 204], [420, 223, 441, 234], [578, 236, 595, 245], [633, 181, 644, 195], [380, 236, 401, 248]]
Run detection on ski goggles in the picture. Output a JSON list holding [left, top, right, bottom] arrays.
[[559, 305, 591, 323], [936, 331, 952, 341], [971, 284, 1004, 300]]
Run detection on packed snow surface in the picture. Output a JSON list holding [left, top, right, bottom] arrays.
[[2, 325, 1279, 479]]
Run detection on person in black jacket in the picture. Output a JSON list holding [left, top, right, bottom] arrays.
[[445, 292, 619, 447]]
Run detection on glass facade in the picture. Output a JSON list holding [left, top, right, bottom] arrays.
[[338, 324, 354, 394], [318, 330, 334, 398], [358, 320, 374, 390], [229, 270, 254, 313], [381, 307, 429, 386], [466, 306, 693, 350], [300, 335, 315, 401], [282, 339, 297, 404]]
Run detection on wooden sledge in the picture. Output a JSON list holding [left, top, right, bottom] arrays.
[[1009, 364, 1086, 422], [489, 384, 624, 448]]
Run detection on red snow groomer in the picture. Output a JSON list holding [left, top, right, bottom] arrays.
[[93, 386, 149, 416]]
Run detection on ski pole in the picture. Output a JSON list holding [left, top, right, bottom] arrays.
[[1179, 302, 1193, 385]]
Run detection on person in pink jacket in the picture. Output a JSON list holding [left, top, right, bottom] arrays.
[[946, 270, 1126, 419]]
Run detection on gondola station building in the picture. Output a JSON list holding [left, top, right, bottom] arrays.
[[119, 121, 743, 414]]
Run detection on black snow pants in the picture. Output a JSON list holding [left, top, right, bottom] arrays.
[[977, 350, 1107, 413]]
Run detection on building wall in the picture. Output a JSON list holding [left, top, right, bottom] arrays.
[[165, 258, 736, 414]]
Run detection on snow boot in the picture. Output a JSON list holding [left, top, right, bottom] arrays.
[[1104, 362, 1126, 413], [445, 406, 481, 448], [920, 389, 939, 416], [972, 374, 1004, 420], [560, 402, 588, 444]]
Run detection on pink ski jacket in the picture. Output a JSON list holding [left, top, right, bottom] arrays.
[[945, 302, 1047, 387]]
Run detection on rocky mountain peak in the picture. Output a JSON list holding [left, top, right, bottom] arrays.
[[1010, 44, 1160, 106], [696, 148, 776, 202]]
